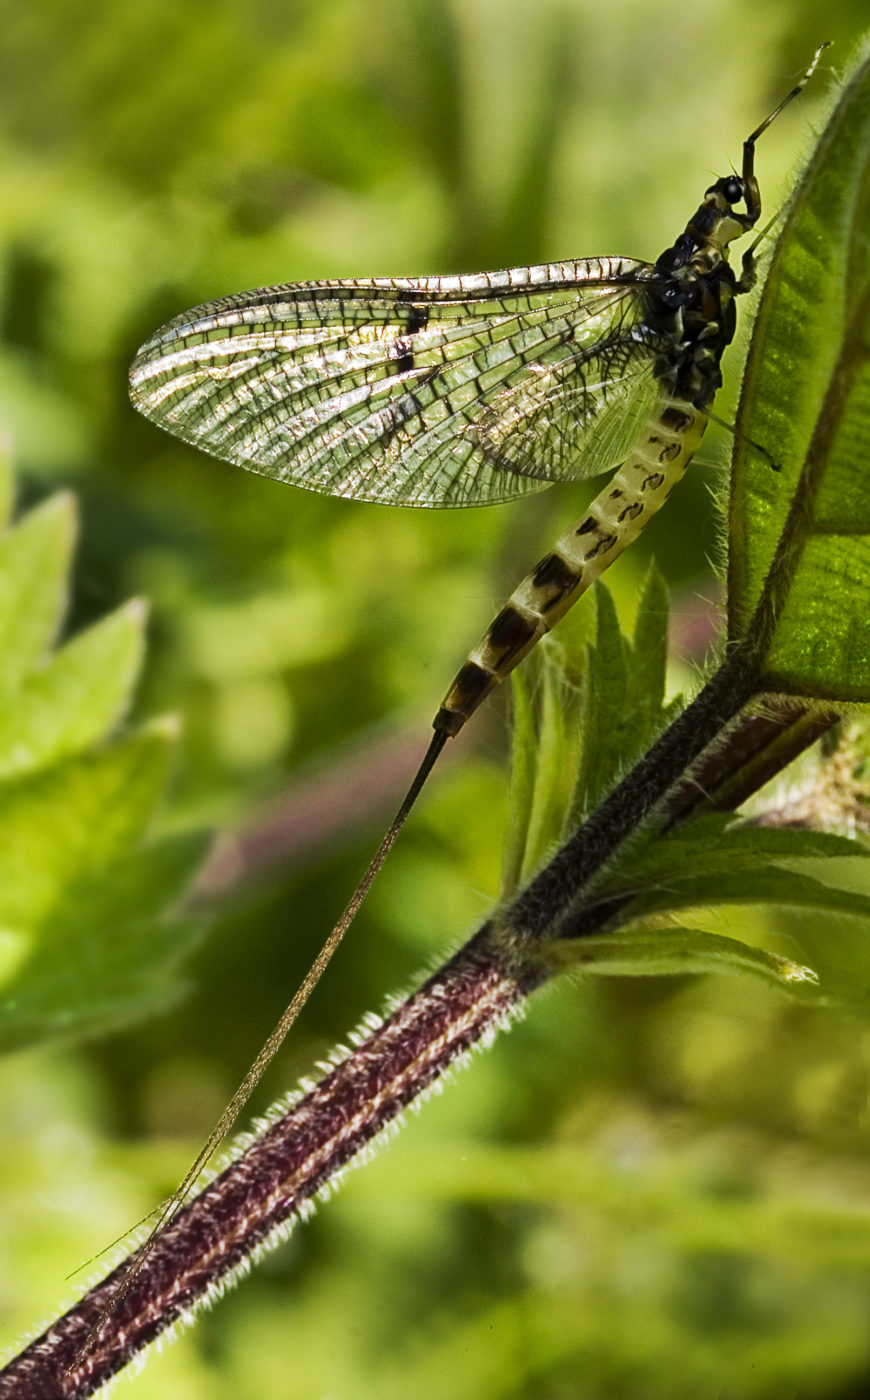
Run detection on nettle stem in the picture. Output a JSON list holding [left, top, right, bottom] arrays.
[[0, 646, 829, 1399], [1, 927, 532, 1399]]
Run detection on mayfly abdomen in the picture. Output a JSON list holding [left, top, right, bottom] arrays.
[[433, 395, 705, 735]]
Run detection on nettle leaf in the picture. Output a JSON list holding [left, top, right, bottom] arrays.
[[542, 926, 820, 997], [0, 822, 206, 1052], [609, 815, 870, 888], [0, 493, 74, 692], [566, 806, 870, 992], [0, 601, 146, 780], [611, 865, 870, 925], [0, 727, 177, 931], [502, 569, 870, 1002], [499, 664, 538, 898], [729, 39, 870, 700], [500, 570, 678, 897], [0, 463, 207, 1052], [573, 573, 672, 818]]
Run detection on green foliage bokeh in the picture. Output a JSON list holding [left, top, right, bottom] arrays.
[[3, 3, 870, 1398]]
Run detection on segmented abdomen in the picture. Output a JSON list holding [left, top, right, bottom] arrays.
[[433, 397, 706, 735]]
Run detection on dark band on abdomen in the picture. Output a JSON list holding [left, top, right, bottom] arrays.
[[434, 393, 705, 735], [434, 662, 496, 734], [483, 605, 540, 669]]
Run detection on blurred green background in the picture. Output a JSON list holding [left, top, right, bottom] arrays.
[[3, 2, 870, 1397]]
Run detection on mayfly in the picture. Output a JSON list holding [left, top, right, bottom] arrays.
[[119, 45, 828, 1323]]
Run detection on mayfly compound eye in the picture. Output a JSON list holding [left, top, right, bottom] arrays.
[[721, 176, 745, 206]]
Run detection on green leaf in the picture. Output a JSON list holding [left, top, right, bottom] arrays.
[[500, 635, 584, 897], [0, 598, 147, 779], [0, 493, 75, 693], [0, 724, 177, 931], [572, 584, 629, 816], [729, 39, 870, 700], [629, 563, 669, 715], [524, 657, 576, 872], [542, 925, 819, 996], [574, 569, 679, 819], [0, 464, 206, 1052], [610, 815, 870, 888], [612, 865, 870, 925], [0, 831, 208, 1051], [500, 575, 678, 898], [499, 665, 538, 898]]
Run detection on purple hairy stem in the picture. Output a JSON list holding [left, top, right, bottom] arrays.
[[0, 927, 535, 1399], [0, 675, 837, 1399]]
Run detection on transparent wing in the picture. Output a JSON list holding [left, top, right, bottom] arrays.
[[129, 258, 665, 509]]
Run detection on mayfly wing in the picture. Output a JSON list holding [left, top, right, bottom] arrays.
[[129, 258, 664, 508], [109, 256, 663, 1350]]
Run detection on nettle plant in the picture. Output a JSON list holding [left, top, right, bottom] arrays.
[[3, 36, 870, 1400]]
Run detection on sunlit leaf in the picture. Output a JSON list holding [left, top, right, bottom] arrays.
[[0, 600, 146, 780], [542, 925, 819, 995], [729, 39, 870, 701], [0, 471, 206, 1051], [610, 865, 870, 924], [613, 815, 870, 887], [0, 830, 207, 1051], [0, 493, 74, 693], [501, 573, 678, 897]]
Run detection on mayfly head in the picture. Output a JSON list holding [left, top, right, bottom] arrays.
[[659, 44, 831, 290]]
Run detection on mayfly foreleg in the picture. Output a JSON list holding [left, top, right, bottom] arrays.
[[738, 42, 832, 285]]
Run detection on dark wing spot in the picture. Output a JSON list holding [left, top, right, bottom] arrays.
[[396, 305, 430, 375]]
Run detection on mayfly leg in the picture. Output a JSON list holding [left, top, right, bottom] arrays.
[[738, 42, 832, 283]]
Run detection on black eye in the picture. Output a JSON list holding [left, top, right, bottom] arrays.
[[722, 177, 743, 206]]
